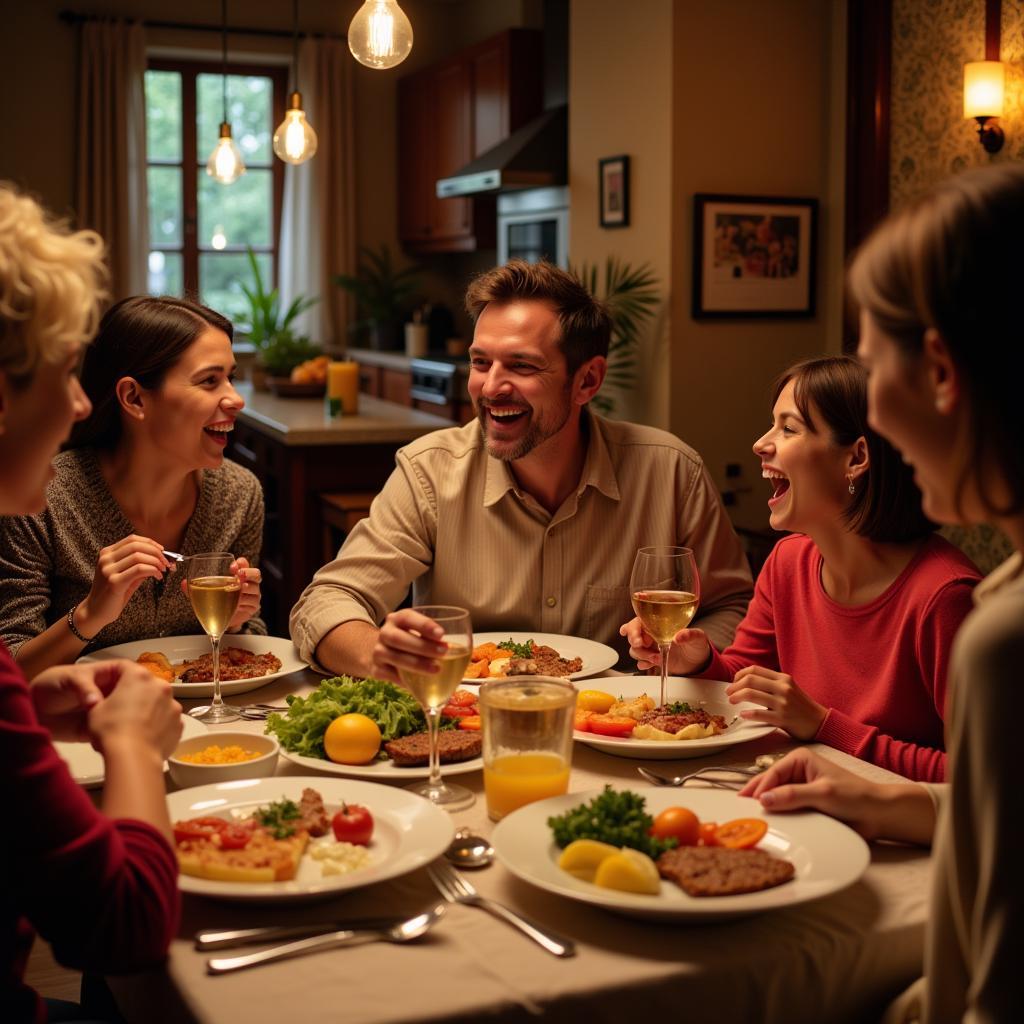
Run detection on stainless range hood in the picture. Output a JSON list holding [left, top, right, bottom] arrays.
[[436, 105, 567, 198]]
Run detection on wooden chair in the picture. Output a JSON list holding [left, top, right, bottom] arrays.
[[320, 491, 376, 562]]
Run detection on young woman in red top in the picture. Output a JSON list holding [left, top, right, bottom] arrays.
[[621, 356, 980, 781], [0, 183, 182, 1022]]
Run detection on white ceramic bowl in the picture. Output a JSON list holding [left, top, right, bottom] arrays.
[[168, 732, 279, 789]]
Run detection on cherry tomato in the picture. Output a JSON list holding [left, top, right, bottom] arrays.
[[698, 822, 720, 846], [650, 806, 700, 846], [587, 714, 637, 737], [574, 709, 595, 732], [447, 690, 478, 707], [714, 818, 768, 850], [173, 817, 228, 843], [217, 824, 253, 850], [332, 803, 374, 846], [441, 704, 476, 718], [458, 715, 481, 731]]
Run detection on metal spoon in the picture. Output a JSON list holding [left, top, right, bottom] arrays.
[[637, 753, 784, 788], [205, 903, 445, 974], [445, 827, 494, 869]]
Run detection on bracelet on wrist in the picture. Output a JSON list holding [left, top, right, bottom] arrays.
[[66, 603, 96, 644]]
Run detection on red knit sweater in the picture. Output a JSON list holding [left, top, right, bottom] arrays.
[[699, 533, 980, 781], [0, 642, 179, 1023]]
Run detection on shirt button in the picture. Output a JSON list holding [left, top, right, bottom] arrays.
[[546, 596, 557, 607]]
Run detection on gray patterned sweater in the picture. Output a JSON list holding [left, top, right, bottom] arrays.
[[0, 448, 266, 655]]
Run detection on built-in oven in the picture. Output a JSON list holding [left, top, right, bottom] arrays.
[[497, 186, 569, 269]]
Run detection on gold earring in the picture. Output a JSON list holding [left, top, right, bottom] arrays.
[[847, 475, 855, 495]]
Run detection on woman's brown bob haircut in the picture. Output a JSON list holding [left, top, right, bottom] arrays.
[[848, 162, 1024, 519], [774, 355, 934, 543], [69, 295, 233, 451], [464, 259, 612, 375]]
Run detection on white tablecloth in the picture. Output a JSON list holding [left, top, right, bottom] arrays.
[[110, 670, 929, 1024]]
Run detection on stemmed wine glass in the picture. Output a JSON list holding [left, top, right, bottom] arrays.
[[630, 546, 701, 708], [186, 552, 242, 724], [397, 605, 475, 811]]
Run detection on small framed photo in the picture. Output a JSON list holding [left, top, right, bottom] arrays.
[[692, 193, 818, 318], [599, 155, 630, 228]]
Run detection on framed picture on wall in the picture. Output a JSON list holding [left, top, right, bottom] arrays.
[[599, 155, 630, 228], [692, 193, 818, 318]]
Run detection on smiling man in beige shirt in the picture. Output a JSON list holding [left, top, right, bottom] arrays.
[[289, 260, 752, 680]]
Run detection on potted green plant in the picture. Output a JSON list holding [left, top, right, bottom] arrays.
[[573, 257, 660, 417], [334, 245, 422, 350], [238, 247, 320, 388]]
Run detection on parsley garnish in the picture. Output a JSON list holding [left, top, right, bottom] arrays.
[[256, 797, 301, 839], [547, 786, 678, 859], [664, 701, 693, 714], [497, 638, 534, 659]]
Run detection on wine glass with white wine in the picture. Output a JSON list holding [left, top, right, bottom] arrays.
[[630, 546, 701, 708], [397, 605, 475, 811], [186, 552, 242, 724]]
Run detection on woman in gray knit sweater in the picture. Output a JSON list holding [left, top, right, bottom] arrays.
[[0, 296, 266, 676]]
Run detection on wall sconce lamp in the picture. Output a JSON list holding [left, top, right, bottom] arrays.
[[964, 60, 1005, 153]]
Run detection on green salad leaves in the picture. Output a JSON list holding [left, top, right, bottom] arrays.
[[547, 786, 679, 859], [266, 676, 427, 760]]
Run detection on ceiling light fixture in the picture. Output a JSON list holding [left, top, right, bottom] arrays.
[[206, 0, 246, 184], [274, 0, 318, 164], [348, 0, 413, 70]]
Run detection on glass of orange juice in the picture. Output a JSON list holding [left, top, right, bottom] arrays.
[[479, 677, 575, 822]]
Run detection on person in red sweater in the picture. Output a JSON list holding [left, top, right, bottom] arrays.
[[621, 355, 980, 781], [0, 183, 183, 1023]]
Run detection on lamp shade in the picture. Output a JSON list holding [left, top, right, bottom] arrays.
[[964, 61, 1005, 119]]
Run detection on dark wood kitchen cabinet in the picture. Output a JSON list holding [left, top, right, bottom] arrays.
[[397, 28, 542, 253]]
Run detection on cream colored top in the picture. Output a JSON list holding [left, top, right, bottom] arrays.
[[289, 412, 753, 668]]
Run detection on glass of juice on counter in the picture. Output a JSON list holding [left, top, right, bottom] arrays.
[[480, 678, 575, 821], [397, 605, 475, 811], [630, 546, 700, 708], [186, 551, 242, 724]]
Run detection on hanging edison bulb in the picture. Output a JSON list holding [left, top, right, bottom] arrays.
[[348, 0, 413, 70], [207, 122, 246, 184], [273, 92, 318, 164]]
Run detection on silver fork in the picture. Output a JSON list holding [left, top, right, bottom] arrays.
[[637, 753, 784, 788], [427, 861, 575, 958]]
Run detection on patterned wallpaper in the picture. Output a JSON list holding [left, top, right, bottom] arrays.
[[891, 0, 1024, 209], [891, 0, 1018, 573]]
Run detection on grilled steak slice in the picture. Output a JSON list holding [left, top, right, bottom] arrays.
[[657, 846, 794, 897], [298, 787, 329, 837], [638, 707, 727, 734], [384, 730, 482, 767]]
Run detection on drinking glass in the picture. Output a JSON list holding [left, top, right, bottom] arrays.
[[397, 606, 475, 811], [480, 677, 575, 822], [630, 546, 701, 707], [186, 552, 242, 724]]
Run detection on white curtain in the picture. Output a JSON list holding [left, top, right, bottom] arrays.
[[75, 20, 149, 299], [279, 37, 357, 353]]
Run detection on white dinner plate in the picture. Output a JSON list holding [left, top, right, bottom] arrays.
[[54, 714, 207, 789], [167, 776, 454, 902], [465, 631, 618, 683], [493, 787, 870, 921], [278, 746, 483, 780], [574, 675, 778, 760], [79, 635, 306, 698]]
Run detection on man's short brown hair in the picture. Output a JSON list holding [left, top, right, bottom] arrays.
[[465, 259, 611, 374]]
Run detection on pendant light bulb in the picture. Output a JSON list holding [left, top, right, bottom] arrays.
[[348, 0, 413, 70], [207, 122, 246, 184], [273, 92, 318, 164]]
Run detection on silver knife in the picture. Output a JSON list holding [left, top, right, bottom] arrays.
[[196, 915, 401, 951]]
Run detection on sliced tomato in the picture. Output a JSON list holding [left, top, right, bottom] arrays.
[[217, 824, 253, 850], [574, 709, 595, 733], [173, 817, 228, 844], [447, 689, 479, 707], [457, 715, 481, 731], [587, 713, 637, 737], [698, 821, 720, 847], [714, 818, 768, 850], [441, 704, 476, 718]]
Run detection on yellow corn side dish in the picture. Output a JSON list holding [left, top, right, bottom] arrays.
[[178, 744, 262, 764]]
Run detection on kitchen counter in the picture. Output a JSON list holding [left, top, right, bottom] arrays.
[[348, 347, 470, 377], [235, 382, 452, 446]]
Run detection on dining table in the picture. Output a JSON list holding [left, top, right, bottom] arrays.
[[105, 665, 931, 1024]]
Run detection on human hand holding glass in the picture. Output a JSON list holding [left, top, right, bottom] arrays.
[[186, 551, 242, 724], [395, 605, 475, 811], [629, 546, 701, 707]]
